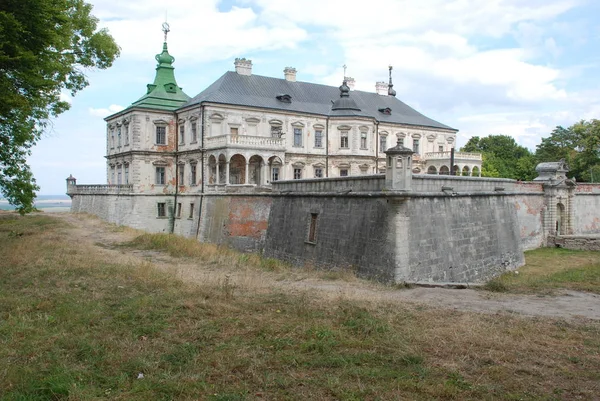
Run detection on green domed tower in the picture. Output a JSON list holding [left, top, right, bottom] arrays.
[[130, 22, 190, 111]]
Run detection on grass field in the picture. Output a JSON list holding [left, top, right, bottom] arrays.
[[484, 247, 600, 294], [1, 213, 599, 400]]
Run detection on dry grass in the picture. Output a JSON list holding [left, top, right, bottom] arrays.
[[1, 213, 599, 400], [484, 248, 600, 294]]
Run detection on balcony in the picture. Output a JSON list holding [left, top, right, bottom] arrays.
[[424, 151, 482, 161], [205, 134, 285, 151]]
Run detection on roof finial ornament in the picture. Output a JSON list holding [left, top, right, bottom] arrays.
[[162, 21, 170, 43], [388, 65, 397, 97], [343, 64, 347, 78]]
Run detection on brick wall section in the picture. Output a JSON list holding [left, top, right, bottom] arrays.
[[198, 196, 272, 252]]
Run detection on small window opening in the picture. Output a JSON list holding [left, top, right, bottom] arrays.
[[307, 213, 318, 244]]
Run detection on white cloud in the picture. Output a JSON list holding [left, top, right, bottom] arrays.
[[88, 104, 125, 118], [90, 0, 307, 64]]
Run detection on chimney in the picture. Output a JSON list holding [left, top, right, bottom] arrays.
[[234, 58, 252, 76], [284, 67, 297, 82], [376, 81, 387, 95], [345, 76, 355, 90]]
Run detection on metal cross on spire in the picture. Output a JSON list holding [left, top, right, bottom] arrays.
[[162, 21, 170, 42]]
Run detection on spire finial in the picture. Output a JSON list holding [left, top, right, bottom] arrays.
[[388, 65, 397, 97], [343, 64, 347, 78], [162, 21, 170, 43]]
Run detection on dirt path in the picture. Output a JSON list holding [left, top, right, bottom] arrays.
[[56, 213, 600, 321]]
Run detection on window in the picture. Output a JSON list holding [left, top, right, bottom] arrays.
[[124, 164, 129, 184], [293, 128, 302, 147], [360, 132, 367, 149], [124, 124, 129, 145], [230, 127, 238, 136], [439, 145, 444, 152], [307, 213, 318, 244], [413, 139, 420, 154], [190, 164, 197, 186], [110, 129, 115, 149], [293, 168, 302, 179], [189, 203, 194, 219], [156, 126, 166, 145], [340, 169, 349, 177], [179, 125, 185, 144], [271, 124, 283, 138], [178, 165, 185, 185], [176, 203, 182, 218], [340, 131, 349, 148], [117, 126, 122, 147], [117, 166, 122, 184], [398, 137, 404, 146], [314, 168, 323, 178], [110, 166, 115, 183], [155, 167, 165, 185], [157, 202, 166, 217], [380, 136, 387, 152], [191, 122, 197, 143], [272, 167, 280, 182], [315, 130, 323, 148]]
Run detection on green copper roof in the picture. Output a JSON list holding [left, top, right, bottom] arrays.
[[129, 42, 190, 111]]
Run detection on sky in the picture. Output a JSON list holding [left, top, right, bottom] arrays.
[[28, 0, 600, 195]]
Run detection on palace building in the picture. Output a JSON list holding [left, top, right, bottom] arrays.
[[103, 25, 481, 202]]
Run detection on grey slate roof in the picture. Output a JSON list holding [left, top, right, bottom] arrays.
[[181, 71, 456, 131]]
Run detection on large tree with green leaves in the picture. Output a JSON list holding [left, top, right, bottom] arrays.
[[0, 0, 119, 213], [461, 135, 537, 180], [536, 120, 600, 182]]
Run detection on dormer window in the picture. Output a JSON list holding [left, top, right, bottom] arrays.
[[165, 83, 177, 93], [378, 107, 392, 115], [276, 94, 292, 103]]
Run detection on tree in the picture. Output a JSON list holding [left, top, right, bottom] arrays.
[[536, 120, 600, 182], [0, 0, 119, 213], [461, 135, 536, 180]]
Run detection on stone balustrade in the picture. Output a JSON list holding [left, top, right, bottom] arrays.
[[205, 134, 285, 150], [424, 151, 482, 161], [69, 184, 133, 195]]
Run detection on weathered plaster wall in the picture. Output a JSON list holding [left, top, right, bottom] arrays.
[[198, 195, 272, 252], [573, 184, 600, 234], [513, 194, 545, 250]]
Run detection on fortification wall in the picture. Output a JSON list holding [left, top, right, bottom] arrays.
[[264, 196, 396, 282], [403, 196, 524, 283], [573, 184, 600, 234], [264, 193, 524, 284], [70, 193, 198, 235]]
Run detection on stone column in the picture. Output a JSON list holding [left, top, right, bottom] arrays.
[[245, 160, 250, 185], [216, 162, 220, 184], [225, 162, 230, 185], [259, 161, 265, 186]]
